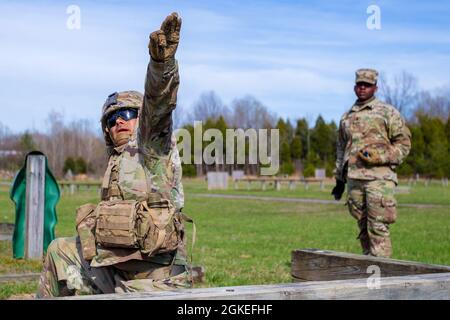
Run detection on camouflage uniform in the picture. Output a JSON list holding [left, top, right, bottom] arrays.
[[335, 68, 411, 258], [37, 56, 191, 298]]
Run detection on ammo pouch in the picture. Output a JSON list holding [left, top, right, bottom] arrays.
[[94, 199, 181, 256]]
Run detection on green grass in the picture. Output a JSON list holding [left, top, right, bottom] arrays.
[[0, 179, 449, 298], [184, 178, 450, 206], [0, 281, 37, 300]]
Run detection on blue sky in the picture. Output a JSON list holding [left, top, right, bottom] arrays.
[[1, 0, 450, 133]]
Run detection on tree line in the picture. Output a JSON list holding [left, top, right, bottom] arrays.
[[0, 71, 449, 179], [176, 71, 450, 178], [0, 112, 107, 179]]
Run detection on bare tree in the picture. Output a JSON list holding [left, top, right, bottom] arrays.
[[188, 91, 229, 123], [230, 95, 277, 129], [0, 121, 11, 148], [35, 111, 66, 175], [413, 88, 450, 121], [32, 111, 107, 178], [228, 96, 278, 175], [378, 71, 418, 116]]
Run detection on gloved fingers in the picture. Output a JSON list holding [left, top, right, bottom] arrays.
[[167, 12, 181, 34], [161, 12, 181, 43], [156, 30, 167, 47], [331, 183, 345, 200], [168, 15, 181, 43], [160, 13, 175, 33], [149, 30, 166, 60], [150, 30, 163, 46], [332, 188, 342, 200], [168, 15, 182, 43]]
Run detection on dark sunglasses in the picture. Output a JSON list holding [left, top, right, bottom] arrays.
[[106, 108, 138, 129], [356, 82, 375, 88]]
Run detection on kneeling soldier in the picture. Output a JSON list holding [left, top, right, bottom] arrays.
[[37, 12, 191, 297]]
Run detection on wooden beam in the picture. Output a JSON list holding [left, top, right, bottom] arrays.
[[291, 249, 450, 282], [59, 272, 450, 300], [25, 155, 46, 259]]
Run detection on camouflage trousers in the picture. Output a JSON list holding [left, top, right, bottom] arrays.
[[346, 179, 397, 258], [36, 236, 191, 298]]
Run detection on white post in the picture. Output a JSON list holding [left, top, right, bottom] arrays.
[[275, 180, 281, 191], [289, 181, 296, 190], [25, 155, 46, 259]]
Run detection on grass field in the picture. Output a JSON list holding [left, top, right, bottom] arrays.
[[0, 178, 449, 299], [189, 178, 450, 205]]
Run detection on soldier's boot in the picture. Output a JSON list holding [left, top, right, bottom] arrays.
[[36, 237, 115, 298], [357, 218, 371, 255]]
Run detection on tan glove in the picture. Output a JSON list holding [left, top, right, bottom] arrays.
[[148, 12, 182, 62], [358, 143, 396, 165]]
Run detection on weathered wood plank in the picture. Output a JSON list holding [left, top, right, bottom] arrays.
[[59, 272, 450, 300], [25, 155, 46, 259], [292, 249, 450, 282]]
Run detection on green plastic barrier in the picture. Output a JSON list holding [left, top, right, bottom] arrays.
[[9, 151, 60, 259]]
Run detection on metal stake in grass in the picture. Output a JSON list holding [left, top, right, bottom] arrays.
[[24, 155, 46, 259]]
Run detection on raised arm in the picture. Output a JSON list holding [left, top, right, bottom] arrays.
[[139, 12, 181, 156]]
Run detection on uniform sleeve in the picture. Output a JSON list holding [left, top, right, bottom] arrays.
[[387, 108, 411, 165], [170, 134, 185, 210], [139, 57, 180, 156], [335, 117, 348, 182]]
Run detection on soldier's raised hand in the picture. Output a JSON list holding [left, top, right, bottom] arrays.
[[149, 12, 182, 62]]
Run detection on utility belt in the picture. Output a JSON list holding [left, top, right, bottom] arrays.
[[75, 198, 195, 262]]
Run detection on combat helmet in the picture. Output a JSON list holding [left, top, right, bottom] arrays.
[[101, 90, 144, 149]]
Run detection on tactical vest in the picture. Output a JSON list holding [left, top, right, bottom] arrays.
[[76, 133, 188, 267]]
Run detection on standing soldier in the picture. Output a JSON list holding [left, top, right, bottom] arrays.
[[37, 12, 191, 297], [332, 68, 411, 258]]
